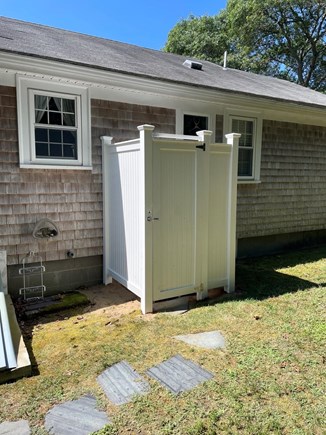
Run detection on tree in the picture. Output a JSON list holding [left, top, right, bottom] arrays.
[[164, 14, 228, 64], [164, 0, 326, 92]]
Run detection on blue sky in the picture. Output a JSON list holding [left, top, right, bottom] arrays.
[[1, 0, 226, 50]]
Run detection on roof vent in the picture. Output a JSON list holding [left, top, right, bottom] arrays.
[[183, 59, 203, 71]]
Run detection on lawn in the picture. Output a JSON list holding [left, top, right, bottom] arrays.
[[0, 246, 325, 434]]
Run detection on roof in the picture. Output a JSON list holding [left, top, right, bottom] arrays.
[[1, 16, 326, 109]]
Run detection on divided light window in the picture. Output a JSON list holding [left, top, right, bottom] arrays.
[[231, 117, 255, 177], [34, 94, 78, 160]]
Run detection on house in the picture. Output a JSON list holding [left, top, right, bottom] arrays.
[[0, 16, 325, 305]]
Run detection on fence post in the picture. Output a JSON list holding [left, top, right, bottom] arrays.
[[137, 125, 155, 313], [195, 130, 212, 300], [225, 133, 241, 293]]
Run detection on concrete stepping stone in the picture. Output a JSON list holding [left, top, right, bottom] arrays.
[[146, 354, 213, 394], [174, 330, 226, 349], [0, 420, 30, 435], [97, 360, 150, 405], [44, 395, 109, 435]]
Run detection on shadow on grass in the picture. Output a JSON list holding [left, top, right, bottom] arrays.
[[203, 246, 325, 306], [237, 245, 325, 299]]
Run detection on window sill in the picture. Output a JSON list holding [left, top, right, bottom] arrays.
[[20, 164, 93, 171], [237, 179, 261, 185]]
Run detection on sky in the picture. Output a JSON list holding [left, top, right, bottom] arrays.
[[0, 0, 226, 50]]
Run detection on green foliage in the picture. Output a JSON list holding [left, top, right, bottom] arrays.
[[164, 0, 326, 92], [164, 14, 228, 64], [34, 292, 89, 315]]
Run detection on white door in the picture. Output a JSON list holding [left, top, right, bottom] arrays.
[[152, 141, 201, 301]]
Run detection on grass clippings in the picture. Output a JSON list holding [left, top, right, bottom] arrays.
[[0, 246, 325, 434]]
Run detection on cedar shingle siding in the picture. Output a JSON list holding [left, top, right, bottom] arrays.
[[237, 120, 326, 238], [0, 86, 175, 266], [1, 83, 325, 268]]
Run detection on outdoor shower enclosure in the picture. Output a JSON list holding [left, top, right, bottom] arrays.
[[102, 125, 240, 313]]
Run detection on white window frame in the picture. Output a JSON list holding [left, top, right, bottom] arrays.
[[176, 109, 213, 137], [223, 109, 262, 182], [17, 76, 92, 169]]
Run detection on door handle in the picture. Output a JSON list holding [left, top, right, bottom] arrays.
[[147, 216, 159, 222]]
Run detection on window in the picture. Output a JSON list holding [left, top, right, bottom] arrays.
[[17, 76, 91, 169], [232, 118, 254, 177], [224, 111, 262, 181], [183, 114, 208, 135], [34, 94, 78, 160]]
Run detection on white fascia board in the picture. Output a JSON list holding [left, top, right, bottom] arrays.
[[1, 52, 326, 127]]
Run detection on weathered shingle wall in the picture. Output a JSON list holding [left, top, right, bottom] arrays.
[[237, 120, 326, 238], [215, 115, 224, 143], [1, 82, 325, 266], [0, 86, 175, 266]]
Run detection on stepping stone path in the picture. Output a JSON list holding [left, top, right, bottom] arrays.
[[45, 395, 109, 435], [0, 420, 30, 435], [97, 360, 150, 405], [174, 330, 226, 349], [147, 354, 214, 394], [37, 332, 221, 433]]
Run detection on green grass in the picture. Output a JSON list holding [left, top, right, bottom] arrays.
[[0, 246, 325, 434]]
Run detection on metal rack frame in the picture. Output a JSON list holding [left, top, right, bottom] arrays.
[[19, 251, 46, 300]]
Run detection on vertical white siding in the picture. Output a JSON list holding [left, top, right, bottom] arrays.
[[107, 142, 143, 296], [153, 146, 196, 297], [208, 152, 229, 287]]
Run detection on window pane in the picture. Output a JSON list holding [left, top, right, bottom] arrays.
[[246, 122, 253, 134], [35, 110, 48, 124], [63, 144, 77, 158], [35, 128, 48, 142], [49, 129, 62, 143], [49, 111, 62, 125], [232, 119, 239, 132], [36, 142, 49, 157], [62, 98, 75, 113], [34, 95, 48, 110], [63, 113, 76, 127], [244, 134, 253, 147], [63, 130, 77, 144], [238, 148, 253, 176], [49, 143, 62, 157], [184, 114, 208, 135], [48, 97, 61, 111]]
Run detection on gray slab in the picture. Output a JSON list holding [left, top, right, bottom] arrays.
[[153, 296, 189, 315], [97, 361, 150, 405], [147, 354, 214, 394], [174, 331, 226, 349], [0, 420, 30, 435], [45, 395, 109, 435]]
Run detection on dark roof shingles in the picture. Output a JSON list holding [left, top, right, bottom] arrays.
[[1, 16, 326, 109]]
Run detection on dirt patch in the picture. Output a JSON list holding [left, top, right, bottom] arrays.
[[80, 281, 141, 317]]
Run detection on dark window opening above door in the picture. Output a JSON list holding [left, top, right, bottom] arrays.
[[183, 114, 208, 135]]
